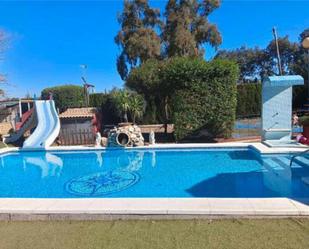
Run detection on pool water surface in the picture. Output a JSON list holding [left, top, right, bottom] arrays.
[[0, 148, 309, 198]]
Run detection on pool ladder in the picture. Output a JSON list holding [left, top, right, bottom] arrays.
[[290, 149, 309, 167]]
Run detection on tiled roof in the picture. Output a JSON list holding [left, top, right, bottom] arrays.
[[59, 107, 96, 119]]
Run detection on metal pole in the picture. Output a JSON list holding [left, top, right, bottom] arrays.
[[272, 27, 283, 75], [307, 49, 309, 99], [19, 99, 22, 119]]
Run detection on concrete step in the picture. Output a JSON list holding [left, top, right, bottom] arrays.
[[294, 156, 309, 167]]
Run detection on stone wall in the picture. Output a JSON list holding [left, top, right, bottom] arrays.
[[108, 124, 144, 147]]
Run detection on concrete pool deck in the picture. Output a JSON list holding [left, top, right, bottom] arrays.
[[0, 142, 308, 219], [0, 198, 309, 220]]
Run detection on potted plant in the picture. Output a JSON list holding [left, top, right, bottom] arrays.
[[299, 115, 309, 138]]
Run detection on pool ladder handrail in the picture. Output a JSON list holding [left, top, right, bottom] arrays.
[[290, 149, 309, 167]]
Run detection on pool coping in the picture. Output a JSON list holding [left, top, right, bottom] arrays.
[[0, 198, 308, 219], [0, 142, 309, 219], [1, 141, 308, 154]]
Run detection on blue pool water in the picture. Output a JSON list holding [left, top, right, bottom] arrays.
[[0, 148, 309, 198]]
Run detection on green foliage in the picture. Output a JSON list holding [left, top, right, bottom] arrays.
[[111, 89, 131, 122], [89, 93, 109, 108], [109, 89, 145, 123], [101, 95, 121, 125], [126, 59, 162, 123], [215, 46, 266, 82], [216, 36, 301, 81], [299, 115, 309, 126], [126, 59, 162, 95], [236, 84, 262, 117], [216, 32, 309, 109], [115, 0, 222, 79], [115, 0, 162, 80], [300, 28, 309, 41], [265, 36, 299, 75], [41, 85, 85, 112], [163, 0, 222, 57], [235, 83, 304, 118], [126, 57, 239, 140], [128, 93, 145, 123], [167, 58, 239, 140]]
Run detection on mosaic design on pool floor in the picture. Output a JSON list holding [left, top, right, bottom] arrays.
[[65, 170, 140, 196]]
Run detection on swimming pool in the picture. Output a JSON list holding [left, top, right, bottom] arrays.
[[0, 148, 308, 198]]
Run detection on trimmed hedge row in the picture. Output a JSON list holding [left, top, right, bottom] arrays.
[[89, 93, 121, 125], [127, 57, 239, 140], [236, 83, 306, 118], [236, 83, 261, 117], [166, 58, 239, 140], [41, 85, 85, 112], [89, 93, 109, 108]]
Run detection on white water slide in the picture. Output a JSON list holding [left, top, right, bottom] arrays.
[[23, 100, 60, 149]]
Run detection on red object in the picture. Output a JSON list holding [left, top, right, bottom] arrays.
[[303, 125, 309, 139], [91, 112, 101, 134], [299, 136, 308, 144], [15, 108, 34, 131]]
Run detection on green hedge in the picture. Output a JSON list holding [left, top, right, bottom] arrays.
[[236, 83, 306, 118], [89, 92, 122, 125], [89, 93, 109, 108], [163, 58, 239, 140], [126, 59, 162, 124], [41, 85, 85, 112], [236, 83, 261, 117]]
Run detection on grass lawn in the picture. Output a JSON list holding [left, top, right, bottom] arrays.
[[0, 142, 8, 148], [0, 142, 16, 149], [0, 219, 308, 249]]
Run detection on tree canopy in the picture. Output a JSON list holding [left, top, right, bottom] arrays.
[[300, 28, 309, 42], [41, 85, 85, 112], [115, 0, 222, 79], [115, 0, 162, 80], [162, 0, 222, 57], [215, 35, 303, 82]]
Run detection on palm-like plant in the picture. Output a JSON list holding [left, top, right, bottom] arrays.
[[129, 94, 145, 124], [112, 89, 131, 122]]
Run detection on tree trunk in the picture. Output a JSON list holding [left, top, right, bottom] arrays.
[[164, 96, 169, 134], [123, 111, 128, 123]]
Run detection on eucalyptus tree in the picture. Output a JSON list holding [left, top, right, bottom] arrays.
[[162, 0, 222, 57], [265, 36, 299, 76], [215, 46, 265, 82], [115, 0, 162, 80], [216, 36, 300, 82]]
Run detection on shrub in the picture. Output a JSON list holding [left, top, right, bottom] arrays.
[[299, 115, 309, 126], [163, 58, 239, 140], [293, 85, 308, 109], [110, 89, 145, 123], [89, 93, 109, 108], [235, 82, 305, 118], [236, 83, 262, 117], [41, 85, 85, 112], [126, 59, 162, 123]]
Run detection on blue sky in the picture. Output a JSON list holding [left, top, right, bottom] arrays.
[[0, 0, 309, 98]]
